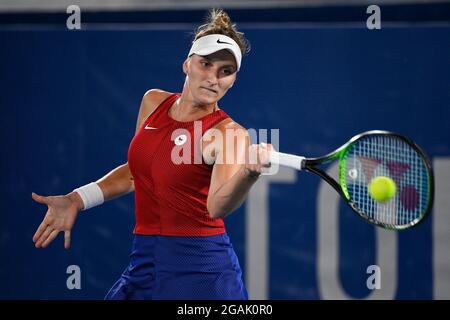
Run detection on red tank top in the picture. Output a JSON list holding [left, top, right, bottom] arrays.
[[128, 93, 229, 236]]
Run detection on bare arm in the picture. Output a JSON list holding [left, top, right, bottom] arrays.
[[65, 89, 167, 209], [32, 89, 170, 248], [206, 121, 271, 219], [66, 163, 134, 210], [207, 165, 260, 219], [32, 162, 135, 249]]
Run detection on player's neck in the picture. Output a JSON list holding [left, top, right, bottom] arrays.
[[170, 95, 218, 122]]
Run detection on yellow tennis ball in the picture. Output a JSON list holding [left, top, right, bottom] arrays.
[[368, 176, 397, 202]]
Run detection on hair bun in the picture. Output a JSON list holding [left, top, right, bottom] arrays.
[[211, 10, 232, 29], [193, 9, 250, 55]]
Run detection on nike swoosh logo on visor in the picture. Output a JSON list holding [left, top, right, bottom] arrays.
[[217, 39, 232, 45]]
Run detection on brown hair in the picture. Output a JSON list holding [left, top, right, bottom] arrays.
[[193, 9, 250, 55]]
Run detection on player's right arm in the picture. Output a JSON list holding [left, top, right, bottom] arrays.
[[31, 89, 170, 249]]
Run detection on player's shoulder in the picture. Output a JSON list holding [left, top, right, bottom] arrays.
[[139, 89, 173, 119], [142, 88, 172, 107], [135, 89, 173, 131], [214, 117, 246, 132]]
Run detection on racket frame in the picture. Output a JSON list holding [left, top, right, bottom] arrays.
[[302, 130, 434, 230]]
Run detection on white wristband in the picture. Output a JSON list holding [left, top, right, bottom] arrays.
[[73, 182, 104, 211]]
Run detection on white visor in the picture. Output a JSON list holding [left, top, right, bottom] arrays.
[[187, 34, 242, 71]]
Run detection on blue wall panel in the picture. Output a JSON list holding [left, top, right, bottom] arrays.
[[0, 24, 449, 299]]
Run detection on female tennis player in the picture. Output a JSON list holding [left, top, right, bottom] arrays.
[[31, 9, 271, 300]]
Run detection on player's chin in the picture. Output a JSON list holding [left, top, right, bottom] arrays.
[[198, 89, 222, 103]]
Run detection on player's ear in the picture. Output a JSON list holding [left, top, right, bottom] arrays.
[[182, 58, 189, 75]]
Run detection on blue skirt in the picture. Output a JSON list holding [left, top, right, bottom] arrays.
[[105, 233, 248, 300]]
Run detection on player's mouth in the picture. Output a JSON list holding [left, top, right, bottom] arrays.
[[200, 87, 218, 94]]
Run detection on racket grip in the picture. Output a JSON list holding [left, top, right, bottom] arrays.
[[269, 151, 305, 171]]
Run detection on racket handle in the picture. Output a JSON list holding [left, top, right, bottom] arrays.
[[269, 151, 305, 171]]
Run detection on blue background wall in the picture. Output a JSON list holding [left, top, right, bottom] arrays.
[[1, 21, 449, 299]]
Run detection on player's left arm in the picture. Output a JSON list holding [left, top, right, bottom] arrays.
[[206, 120, 271, 219]]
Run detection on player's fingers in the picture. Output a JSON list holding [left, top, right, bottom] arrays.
[[248, 144, 259, 165], [31, 192, 49, 205], [41, 230, 59, 248], [35, 226, 54, 248], [33, 221, 48, 243], [258, 143, 271, 167], [259, 142, 273, 150], [64, 231, 71, 249]]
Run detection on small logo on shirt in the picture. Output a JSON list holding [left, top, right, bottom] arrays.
[[145, 124, 158, 130], [174, 134, 187, 146]]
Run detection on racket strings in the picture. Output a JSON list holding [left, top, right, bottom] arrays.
[[343, 135, 429, 228]]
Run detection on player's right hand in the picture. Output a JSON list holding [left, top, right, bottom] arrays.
[[31, 192, 83, 249], [244, 143, 273, 176]]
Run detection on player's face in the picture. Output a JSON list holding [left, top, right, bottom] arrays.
[[183, 50, 237, 105]]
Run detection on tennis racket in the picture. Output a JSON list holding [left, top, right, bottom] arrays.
[[269, 130, 434, 230]]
